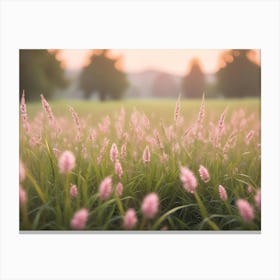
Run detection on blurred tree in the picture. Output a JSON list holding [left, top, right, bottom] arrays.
[[79, 50, 129, 101], [181, 58, 206, 98], [20, 50, 68, 101], [216, 49, 261, 97], [152, 72, 179, 98]]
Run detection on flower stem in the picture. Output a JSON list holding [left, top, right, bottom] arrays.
[[64, 173, 71, 224], [194, 192, 219, 230]]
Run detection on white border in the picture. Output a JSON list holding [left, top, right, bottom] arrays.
[[0, 1, 279, 280]]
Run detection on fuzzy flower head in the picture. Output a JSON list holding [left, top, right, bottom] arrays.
[[110, 143, 118, 162], [115, 182, 123, 197], [70, 208, 89, 230], [123, 208, 137, 229], [254, 189, 261, 209], [70, 184, 78, 198], [218, 185, 228, 201], [141, 193, 159, 219], [180, 166, 198, 194], [19, 185, 27, 206], [236, 199, 254, 223], [99, 176, 112, 200], [58, 151, 76, 174], [120, 143, 127, 160], [19, 160, 26, 182], [114, 160, 123, 178], [199, 165, 210, 183], [247, 184, 253, 194], [142, 145, 151, 164]]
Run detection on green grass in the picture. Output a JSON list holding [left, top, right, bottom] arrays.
[[20, 98, 261, 231]]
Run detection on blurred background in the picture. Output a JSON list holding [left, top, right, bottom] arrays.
[[19, 49, 261, 102]]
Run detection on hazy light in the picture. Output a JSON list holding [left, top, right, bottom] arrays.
[[56, 49, 260, 75]]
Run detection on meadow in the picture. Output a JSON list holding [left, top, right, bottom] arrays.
[[19, 95, 261, 231]]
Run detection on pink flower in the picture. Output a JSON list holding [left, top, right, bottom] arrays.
[[141, 193, 159, 219], [218, 185, 228, 201], [68, 106, 81, 141], [123, 208, 137, 229], [20, 90, 30, 134], [97, 138, 109, 165], [40, 94, 56, 127], [245, 130, 255, 145], [142, 145, 151, 164], [70, 184, 78, 198], [180, 166, 198, 193], [115, 182, 123, 197], [174, 93, 181, 123], [120, 143, 127, 160], [70, 208, 89, 230], [115, 160, 123, 178], [236, 199, 254, 222], [58, 151, 75, 174], [197, 93, 205, 127], [19, 185, 27, 206], [110, 143, 118, 162], [247, 185, 253, 194], [199, 165, 210, 183], [99, 176, 112, 200], [19, 160, 26, 182], [255, 189, 261, 209]]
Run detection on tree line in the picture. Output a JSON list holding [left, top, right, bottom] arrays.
[[20, 49, 260, 101]]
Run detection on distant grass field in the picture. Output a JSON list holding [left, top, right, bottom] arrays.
[[20, 97, 261, 231], [26, 98, 260, 125]]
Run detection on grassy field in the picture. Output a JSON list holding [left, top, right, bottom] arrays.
[[19, 96, 261, 231]]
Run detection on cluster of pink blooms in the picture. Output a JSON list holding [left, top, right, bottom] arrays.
[[254, 189, 261, 209], [110, 143, 118, 162], [174, 94, 181, 124], [179, 164, 261, 224], [123, 209, 138, 229], [19, 94, 261, 230], [69, 106, 81, 141], [40, 94, 56, 128], [114, 160, 123, 178], [71, 208, 89, 230], [19, 185, 27, 206], [123, 192, 159, 229], [97, 138, 110, 164], [236, 199, 254, 222], [141, 193, 159, 219], [198, 165, 210, 183], [20, 91, 30, 134], [98, 176, 113, 200], [115, 182, 123, 197], [58, 151, 76, 174], [19, 161, 27, 206], [142, 145, 151, 164], [19, 160, 26, 183], [218, 185, 228, 201], [180, 166, 198, 193], [70, 184, 78, 198]]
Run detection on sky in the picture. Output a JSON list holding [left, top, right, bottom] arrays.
[[56, 49, 260, 76]]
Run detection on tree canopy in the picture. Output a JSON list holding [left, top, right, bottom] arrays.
[[181, 58, 206, 98], [20, 50, 68, 101], [216, 49, 261, 97], [79, 50, 129, 101]]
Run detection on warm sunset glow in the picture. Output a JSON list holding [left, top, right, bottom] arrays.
[[55, 50, 92, 70], [56, 49, 260, 75]]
